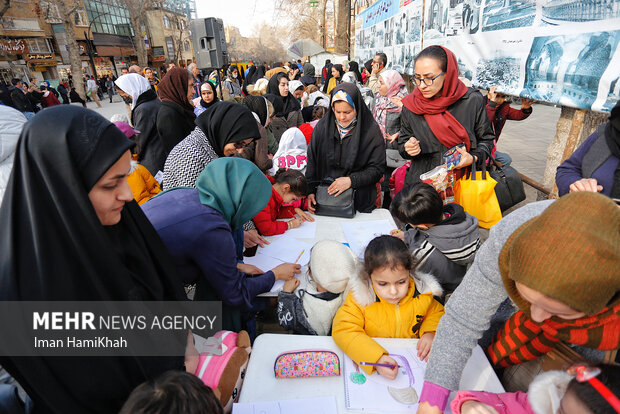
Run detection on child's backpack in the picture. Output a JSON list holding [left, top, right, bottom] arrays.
[[194, 330, 251, 413], [390, 161, 411, 200]]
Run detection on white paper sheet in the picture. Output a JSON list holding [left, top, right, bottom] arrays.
[[340, 220, 397, 257], [256, 237, 313, 265], [233, 396, 338, 414], [279, 220, 317, 239], [243, 253, 286, 274], [343, 347, 426, 413]]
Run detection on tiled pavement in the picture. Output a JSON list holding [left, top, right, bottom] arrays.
[[495, 103, 560, 184]]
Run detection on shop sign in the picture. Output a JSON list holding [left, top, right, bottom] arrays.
[[0, 39, 28, 55], [152, 56, 166, 62], [27, 54, 55, 61]]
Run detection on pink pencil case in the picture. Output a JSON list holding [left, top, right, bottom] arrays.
[[274, 349, 340, 378]]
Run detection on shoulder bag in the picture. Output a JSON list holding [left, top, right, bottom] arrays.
[[315, 178, 356, 219]]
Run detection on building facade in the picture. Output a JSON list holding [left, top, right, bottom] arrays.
[[145, 5, 194, 74]]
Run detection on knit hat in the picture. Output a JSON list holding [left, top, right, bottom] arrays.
[[499, 192, 620, 316], [310, 240, 358, 293]]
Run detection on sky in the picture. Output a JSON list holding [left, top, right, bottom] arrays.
[[195, 0, 280, 37]]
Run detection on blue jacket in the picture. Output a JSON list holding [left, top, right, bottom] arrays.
[[142, 188, 275, 309], [556, 127, 619, 197]]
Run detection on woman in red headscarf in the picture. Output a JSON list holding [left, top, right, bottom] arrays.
[[396, 46, 495, 186]]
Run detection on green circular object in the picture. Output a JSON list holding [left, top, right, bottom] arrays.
[[350, 372, 366, 384]]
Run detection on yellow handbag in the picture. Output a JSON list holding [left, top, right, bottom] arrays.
[[454, 162, 502, 229]]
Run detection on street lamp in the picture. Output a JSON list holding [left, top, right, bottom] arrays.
[[84, 12, 109, 80]]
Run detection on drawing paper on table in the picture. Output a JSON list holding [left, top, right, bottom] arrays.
[[256, 237, 313, 265], [243, 253, 291, 292], [343, 347, 426, 413], [277, 220, 317, 239], [340, 220, 396, 257], [232, 396, 338, 414]]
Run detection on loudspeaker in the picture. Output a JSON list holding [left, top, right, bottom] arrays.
[[191, 17, 228, 69]]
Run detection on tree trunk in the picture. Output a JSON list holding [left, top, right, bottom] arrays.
[[131, 16, 148, 68], [334, 0, 348, 54], [319, 0, 327, 49], [54, 0, 86, 100]]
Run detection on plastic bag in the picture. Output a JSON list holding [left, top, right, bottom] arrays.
[[420, 165, 455, 205]]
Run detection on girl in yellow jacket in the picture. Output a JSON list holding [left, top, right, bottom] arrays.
[[332, 235, 445, 380], [127, 160, 161, 205]]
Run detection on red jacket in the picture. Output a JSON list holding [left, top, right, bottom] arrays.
[[41, 92, 61, 108], [253, 186, 296, 236], [485, 98, 532, 140]]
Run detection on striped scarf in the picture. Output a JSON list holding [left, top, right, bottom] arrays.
[[488, 304, 620, 367]]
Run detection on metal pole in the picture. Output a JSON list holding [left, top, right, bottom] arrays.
[[84, 30, 98, 80]]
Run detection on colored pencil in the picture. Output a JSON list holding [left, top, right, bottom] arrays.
[[359, 361, 401, 368]]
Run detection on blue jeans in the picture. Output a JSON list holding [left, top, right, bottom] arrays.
[[495, 151, 512, 167]]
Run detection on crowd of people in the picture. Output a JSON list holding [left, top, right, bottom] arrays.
[[0, 44, 618, 414]]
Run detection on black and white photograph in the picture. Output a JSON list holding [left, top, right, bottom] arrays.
[[384, 17, 395, 47], [523, 31, 619, 109], [395, 11, 408, 44], [407, 6, 423, 43], [482, 0, 537, 32], [474, 54, 522, 93], [540, 0, 620, 26], [424, 0, 449, 39], [446, 0, 482, 36]]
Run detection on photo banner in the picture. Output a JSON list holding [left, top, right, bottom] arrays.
[[355, 0, 620, 112]]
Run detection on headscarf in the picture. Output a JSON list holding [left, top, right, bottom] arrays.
[[115, 73, 152, 109], [332, 89, 358, 139], [488, 192, 620, 367], [195, 101, 260, 158], [373, 69, 408, 136], [0, 106, 185, 412], [348, 61, 363, 83], [402, 45, 470, 150], [158, 67, 196, 117], [312, 82, 382, 171], [243, 95, 269, 127], [199, 80, 219, 110], [269, 127, 308, 176], [289, 80, 304, 94], [266, 73, 301, 117], [0, 106, 27, 204], [301, 63, 317, 87], [363, 59, 373, 74], [242, 65, 257, 95], [196, 157, 271, 230], [605, 101, 620, 198]]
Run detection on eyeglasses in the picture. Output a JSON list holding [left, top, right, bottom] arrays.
[[413, 72, 445, 86], [234, 141, 252, 149]]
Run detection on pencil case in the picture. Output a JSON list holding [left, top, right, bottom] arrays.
[[274, 349, 340, 378]]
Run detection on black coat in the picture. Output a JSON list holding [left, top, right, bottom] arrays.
[[132, 89, 167, 175], [397, 88, 495, 186], [156, 101, 196, 153], [8, 86, 34, 113], [306, 83, 386, 213]]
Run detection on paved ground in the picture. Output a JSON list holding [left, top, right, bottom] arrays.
[[495, 103, 560, 183], [92, 97, 559, 184]]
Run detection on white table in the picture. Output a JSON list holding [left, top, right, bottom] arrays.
[[252, 209, 397, 297], [239, 334, 505, 413]]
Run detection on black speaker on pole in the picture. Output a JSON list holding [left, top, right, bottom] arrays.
[[190, 17, 228, 69]]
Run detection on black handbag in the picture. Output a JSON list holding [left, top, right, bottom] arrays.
[[487, 156, 526, 212], [314, 179, 356, 218]]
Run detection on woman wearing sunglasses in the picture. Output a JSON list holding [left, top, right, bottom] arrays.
[[396, 45, 495, 186]]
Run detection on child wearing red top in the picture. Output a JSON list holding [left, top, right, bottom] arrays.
[[253, 169, 313, 236]]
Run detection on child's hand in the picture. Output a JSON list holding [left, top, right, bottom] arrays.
[[376, 355, 399, 380], [282, 277, 300, 292], [460, 401, 500, 414], [417, 332, 435, 361], [287, 216, 304, 229], [390, 229, 405, 241], [294, 208, 314, 222]]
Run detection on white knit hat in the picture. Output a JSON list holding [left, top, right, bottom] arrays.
[[310, 240, 358, 293]]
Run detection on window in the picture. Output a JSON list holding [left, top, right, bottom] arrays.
[[74, 10, 88, 26], [44, 3, 62, 23], [180, 19, 185, 30], [163, 15, 170, 28], [184, 40, 189, 52], [27, 38, 52, 53], [166, 36, 174, 61]]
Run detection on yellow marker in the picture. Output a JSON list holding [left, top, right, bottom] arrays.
[[294, 249, 305, 264]]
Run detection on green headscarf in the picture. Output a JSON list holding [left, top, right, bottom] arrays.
[[196, 157, 272, 230]]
